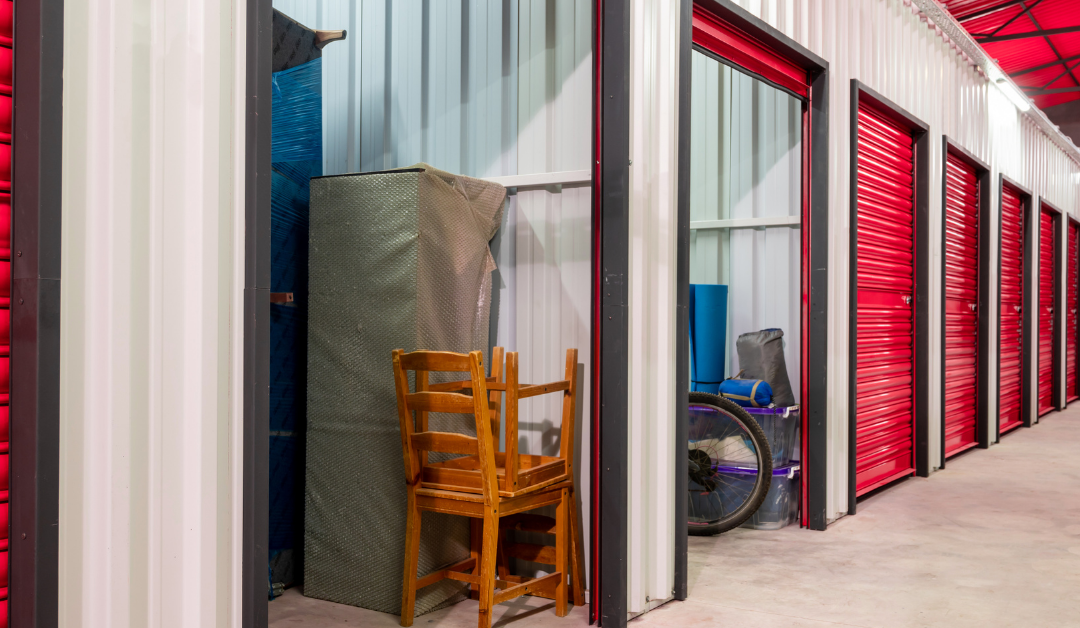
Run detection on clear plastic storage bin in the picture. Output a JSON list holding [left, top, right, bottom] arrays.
[[744, 405, 800, 467], [742, 464, 800, 530]]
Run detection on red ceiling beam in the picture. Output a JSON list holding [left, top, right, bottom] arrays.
[[976, 25, 1080, 43], [1010, 53, 1080, 77], [957, 0, 1026, 22]]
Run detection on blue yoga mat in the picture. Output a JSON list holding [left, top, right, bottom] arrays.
[[689, 284, 728, 394]]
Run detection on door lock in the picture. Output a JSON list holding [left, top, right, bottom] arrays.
[[902, 295, 913, 305], [968, 303, 977, 312], [1014, 305, 1022, 313]]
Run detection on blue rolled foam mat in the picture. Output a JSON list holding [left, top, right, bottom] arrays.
[[689, 284, 728, 394]]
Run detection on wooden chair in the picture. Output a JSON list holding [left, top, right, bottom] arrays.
[[393, 349, 575, 628], [482, 349, 586, 607]]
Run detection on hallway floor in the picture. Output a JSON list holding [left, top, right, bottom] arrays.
[[269, 406, 1080, 628]]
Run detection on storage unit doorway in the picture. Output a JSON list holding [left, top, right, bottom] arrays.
[[1037, 199, 1063, 418], [999, 176, 1033, 435], [847, 81, 930, 509], [939, 139, 991, 462], [658, 0, 830, 613]]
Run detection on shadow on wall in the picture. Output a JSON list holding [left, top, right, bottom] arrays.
[[1043, 100, 1080, 149]]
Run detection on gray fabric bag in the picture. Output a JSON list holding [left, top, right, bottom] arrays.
[[736, 329, 795, 407]]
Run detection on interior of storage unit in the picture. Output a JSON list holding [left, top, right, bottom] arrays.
[[688, 51, 803, 404], [686, 47, 804, 532], [266, 0, 594, 612]]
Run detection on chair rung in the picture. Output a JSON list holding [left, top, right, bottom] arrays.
[[492, 572, 562, 605], [518, 381, 570, 398], [500, 513, 556, 534], [505, 542, 556, 565], [411, 431, 479, 455], [446, 570, 480, 585], [414, 556, 478, 590], [406, 391, 476, 414]]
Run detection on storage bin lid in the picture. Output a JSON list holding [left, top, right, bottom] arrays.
[[712, 463, 800, 477], [743, 405, 799, 417]]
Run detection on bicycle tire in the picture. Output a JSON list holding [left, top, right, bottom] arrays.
[[687, 392, 773, 536]]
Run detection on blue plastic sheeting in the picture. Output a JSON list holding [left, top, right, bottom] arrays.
[[272, 58, 322, 163], [269, 56, 322, 593], [689, 284, 728, 394]]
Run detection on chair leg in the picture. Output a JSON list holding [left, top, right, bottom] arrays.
[[569, 488, 587, 607], [400, 490, 422, 627], [476, 511, 500, 628], [469, 518, 482, 600], [496, 528, 510, 580], [555, 488, 569, 617]]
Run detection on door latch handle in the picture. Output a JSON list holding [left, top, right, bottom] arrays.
[[902, 295, 913, 305], [968, 303, 977, 312], [1014, 305, 1022, 313]]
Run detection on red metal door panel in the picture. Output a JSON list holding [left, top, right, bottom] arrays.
[[855, 104, 916, 495], [943, 154, 979, 456], [1000, 186, 1024, 433], [1068, 222, 1078, 402], [1039, 209, 1055, 416]]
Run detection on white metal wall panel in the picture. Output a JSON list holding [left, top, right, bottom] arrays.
[[637, 0, 1080, 540], [688, 55, 803, 399], [60, 0, 247, 625], [627, 0, 681, 616]]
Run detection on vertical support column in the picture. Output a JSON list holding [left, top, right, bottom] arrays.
[[11, 0, 63, 624]]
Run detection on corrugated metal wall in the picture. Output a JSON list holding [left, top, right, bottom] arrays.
[[627, 0, 682, 616], [59, 0, 247, 626], [631, 0, 1080, 616]]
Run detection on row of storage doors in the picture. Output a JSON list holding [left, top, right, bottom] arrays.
[[853, 97, 1080, 497]]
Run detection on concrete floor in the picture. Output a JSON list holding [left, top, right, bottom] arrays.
[[270, 406, 1080, 628]]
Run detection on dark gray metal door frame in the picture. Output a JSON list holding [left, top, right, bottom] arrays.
[[10, 0, 64, 625], [243, 0, 272, 625]]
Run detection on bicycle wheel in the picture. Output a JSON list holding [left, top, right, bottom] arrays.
[[687, 392, 772, 535]]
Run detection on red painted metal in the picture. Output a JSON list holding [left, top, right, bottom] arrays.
[[944, 0, 1080, 109], [943, 154, 979, 457], [854, 103, 916, 496], [800, 102, 810, 527], [0, 1, 9, 611], [691, 5, 809, 98], [999, 184, 1025, 434], [1068, 221, 1078, 403], [591, 0, 602, 620], [1038, 208, 1056, 416]]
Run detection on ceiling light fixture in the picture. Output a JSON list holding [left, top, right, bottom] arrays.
[[996, 77, 1032, 112]]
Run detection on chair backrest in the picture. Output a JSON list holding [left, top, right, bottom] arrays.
[[392, 349, 500, 503]]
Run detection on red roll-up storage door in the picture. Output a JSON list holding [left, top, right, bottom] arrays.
[[1068, 221, 1078, 402], [854, 103, 916, 495], [999, 186, 1024, 434], [1039, 209, 1055, 416], [943, 154, 978, 456]]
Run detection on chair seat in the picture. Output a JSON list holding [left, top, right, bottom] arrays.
[[422, 453, 568, 497]]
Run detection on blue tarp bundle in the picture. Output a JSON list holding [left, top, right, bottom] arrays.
[[269, 57, 322, 597]]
